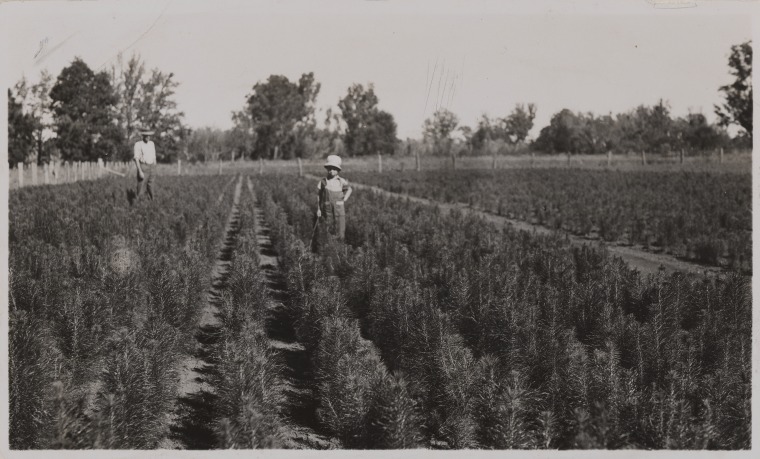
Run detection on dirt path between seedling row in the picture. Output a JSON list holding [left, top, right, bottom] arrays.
[[246, 177, 339, 450], [163, 175, 244, 449], [305, 174, 724, 277]]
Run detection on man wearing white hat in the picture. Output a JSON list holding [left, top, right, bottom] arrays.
[[316, 154, 352, 240], [133, 129, 157, 201]]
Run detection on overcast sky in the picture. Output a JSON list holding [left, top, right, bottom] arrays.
[[0, 0, 755, 139]]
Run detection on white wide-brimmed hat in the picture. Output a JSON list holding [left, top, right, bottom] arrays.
[[140, 129, 155, 136], [324, 155, 342, 170]]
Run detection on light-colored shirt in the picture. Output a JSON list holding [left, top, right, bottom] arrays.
[[317, 176, 349, 192], [134, 140, 156, 165]]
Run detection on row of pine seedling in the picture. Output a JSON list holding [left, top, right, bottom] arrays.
[[9, 176, 235, 448], [256, 175, 750, 449]]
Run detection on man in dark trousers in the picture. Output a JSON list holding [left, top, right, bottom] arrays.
[[133, 129, 156, 202]]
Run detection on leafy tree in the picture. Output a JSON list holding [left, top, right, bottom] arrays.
[[533, 109, 591, 154], [7, 88, 36, 166], [471, 115, 505, 152], [136, 69, 187, 162], [338, 83, 398, 156], [318, 107, 345, 157], [469, 115, 492, 152], [674, 113, 727, 151], [616, 101, 674, 154], [587, 114, 618, 153], [225, 109, 256, 160], [13, 71, 54, 164], [110, 53, 145, 159], [244, 73, 320, 159], [504, 103, 537, 144], [469, 104, 537, 154], [423, 108, 459, 155], [49, 58, 119, 162], [640, 100, 674, 153], [186, 127, 227, 162], [458, 125, 473, 149], [715, 41, 752, 139], [109, 53, 188, 162]]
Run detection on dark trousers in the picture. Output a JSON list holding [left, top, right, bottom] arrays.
[[136, 163, 154, 200]]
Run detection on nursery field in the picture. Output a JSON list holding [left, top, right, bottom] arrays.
[[7, 169, 752, 450], [9, 174, 236, 448], [350, 169, 752, 272]]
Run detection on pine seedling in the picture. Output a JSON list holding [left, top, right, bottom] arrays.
[[366, 372, 423, 449]]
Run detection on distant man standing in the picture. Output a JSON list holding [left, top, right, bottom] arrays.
[[133, 129, 156, 201]]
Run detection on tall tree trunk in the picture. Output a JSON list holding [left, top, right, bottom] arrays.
[[36, 132, 43, 166]]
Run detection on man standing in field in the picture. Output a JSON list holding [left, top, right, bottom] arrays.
[[316, 155, 352, 241], [133, 129, 157, 202]]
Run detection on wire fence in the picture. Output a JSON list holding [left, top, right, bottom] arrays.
[[8, 149, 751, 190]]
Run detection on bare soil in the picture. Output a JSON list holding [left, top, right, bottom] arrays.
[[163, 175, 243, 449], [246, 177, 339, 449]]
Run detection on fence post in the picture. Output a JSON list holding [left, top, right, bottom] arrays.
[[415, 151, 420, 171], [567, 152, 571, 167], [641, 151, 646, 166], [607, 151, 612, 167], [720, 147, 724, 164], [219, 160, 223, 176], [31, 163, 38, 186], [178, 159, 182, 176], [377, 153, 382, 173], [18, 163, 24, 188], [298, 157, 303, 177], [259, 157, 263, 175], [44, 163, 49, 185]]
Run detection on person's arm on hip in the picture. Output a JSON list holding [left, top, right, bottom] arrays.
[[342, 179, 352, 202]]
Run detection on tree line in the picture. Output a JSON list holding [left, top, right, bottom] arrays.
[[7, 41, 751, 166], [530, 40, 752, 156], [9, 54, 187, 166]]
